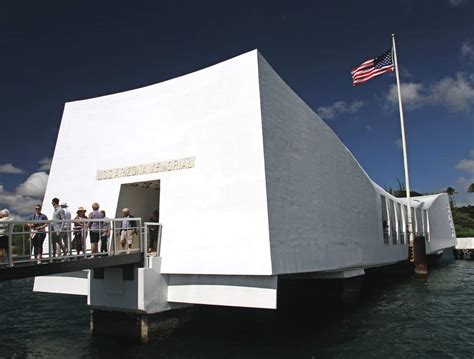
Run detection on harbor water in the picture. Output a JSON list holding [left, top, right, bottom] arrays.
[[1, 260, 473, 358]]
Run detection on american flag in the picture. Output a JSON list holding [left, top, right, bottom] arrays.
[[351, 49, 394, 86]]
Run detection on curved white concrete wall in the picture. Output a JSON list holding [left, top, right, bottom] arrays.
[[258, 55, 408, 274], [42, 49, 456, 282], [44, 50, 272, 276]]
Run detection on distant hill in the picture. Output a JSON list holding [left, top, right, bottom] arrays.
[[452, 206, 474, 238]]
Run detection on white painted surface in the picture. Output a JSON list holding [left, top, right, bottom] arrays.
[[456, 237, 474, 250], [88, 256, 185, 313], [309, 269, 365, 279], [139, 257, 188, 313], [43, 50, 271, 276], [167, 275, 277, 309], [37, 50, 457, 311], [258, 54, 399, 274], [34, 271, 89, 296]]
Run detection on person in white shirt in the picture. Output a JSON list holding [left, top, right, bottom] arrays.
[[61, 202, 72, 253], [0, 209, 14, 263]]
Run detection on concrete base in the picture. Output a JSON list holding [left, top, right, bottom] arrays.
[[277, 275, 364, 311], [90, 309, 148, 343], [414, 236, 428, 276], [90, 308, 191, 343]]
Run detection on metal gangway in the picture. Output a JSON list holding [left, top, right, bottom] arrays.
[[0, 218, 163, 281]]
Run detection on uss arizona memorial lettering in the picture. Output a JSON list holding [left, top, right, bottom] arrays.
[[96, 157, 195, 180]]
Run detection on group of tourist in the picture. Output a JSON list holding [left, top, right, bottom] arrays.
[[0, 198, 161, 264]]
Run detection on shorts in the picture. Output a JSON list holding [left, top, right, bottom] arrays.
[[120, 230, 134, 245], [90, 231, 100, 243]]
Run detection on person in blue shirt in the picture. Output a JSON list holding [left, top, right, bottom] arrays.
[[28, 205, 48, 264], [120, 208, 137, 252]]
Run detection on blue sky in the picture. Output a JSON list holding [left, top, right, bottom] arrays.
[[1, 0, 473, 216]]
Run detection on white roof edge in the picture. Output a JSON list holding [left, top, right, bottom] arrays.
[[371, 181, 446, 207], [64, 49, 260, 107]]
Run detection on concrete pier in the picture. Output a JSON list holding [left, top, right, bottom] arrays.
[[414, 236, 428, 276]]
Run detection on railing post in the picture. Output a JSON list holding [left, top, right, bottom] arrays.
[[7, 223, 13, 267], [138, 219, 142, 254], [67, 220, 71, 257], [111, 220, 116, 256], [144, 223, 148, 268], [22, 229, 25, 259], [48, 223, 53, 263], [157, 224, 163, 257], [83, 222, 87, 259]]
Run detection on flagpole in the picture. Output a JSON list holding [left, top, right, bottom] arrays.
[[392, 33, 415, 257]]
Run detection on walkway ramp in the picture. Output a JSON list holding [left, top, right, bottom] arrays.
[[0, 218, 160, 282], [0, 252, 142, 282]]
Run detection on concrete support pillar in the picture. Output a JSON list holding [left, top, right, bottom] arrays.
[[140, 315, 149, 344], [414, 236, 428, 276], [340, 276, 363, 307], [90, 309, 150, 344]]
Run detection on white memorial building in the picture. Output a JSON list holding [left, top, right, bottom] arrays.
[[35, 50, 457, 313]]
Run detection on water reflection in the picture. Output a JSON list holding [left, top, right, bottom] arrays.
[[1, 261, 473, 358]]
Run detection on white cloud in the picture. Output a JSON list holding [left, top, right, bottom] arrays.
[[0, 163, 24, 174], [448, 0, 465, 7], [38, 157, 52, 171], [456, 159, 474, 173], [454, 152, 474, 205], [457, 176, 474, 205], [461, 40, 474, 64], [15, 172, 49, 198], [386, 73, 474, 112], [455, 149, 474, 178], [395, 138, 402, 149], [431, 73, 474, 112], [458, 176, 474, 187], [317, 100, 365, 120], [387, 83, 425, 109], [0, 172, 49, 217], [399, 66, 413, 78], [0, 185, 40, 216]]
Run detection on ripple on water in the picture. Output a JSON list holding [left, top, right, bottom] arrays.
[[1, 262, 474, 358]]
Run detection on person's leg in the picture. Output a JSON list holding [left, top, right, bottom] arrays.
[[91, 241, 98, 255], [0, 235, 8, 262], [81, 234, 85, 255], [59, 233, 67, 256], [120, 231, 126, 250], [75, 234, 81, 254], [127, 230, 133, 250], [91, 232, 99, 254], [52, 233, 58, 257], [38, 233, 45, 260], [32, 237, 38, 259], [100, 236, 108, 253], [3, 236, 9, 263], [62, 232, 69, 255]]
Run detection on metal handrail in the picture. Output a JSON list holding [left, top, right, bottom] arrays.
[[143, 222, 163, 268], [0, 218, 144, 268]]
